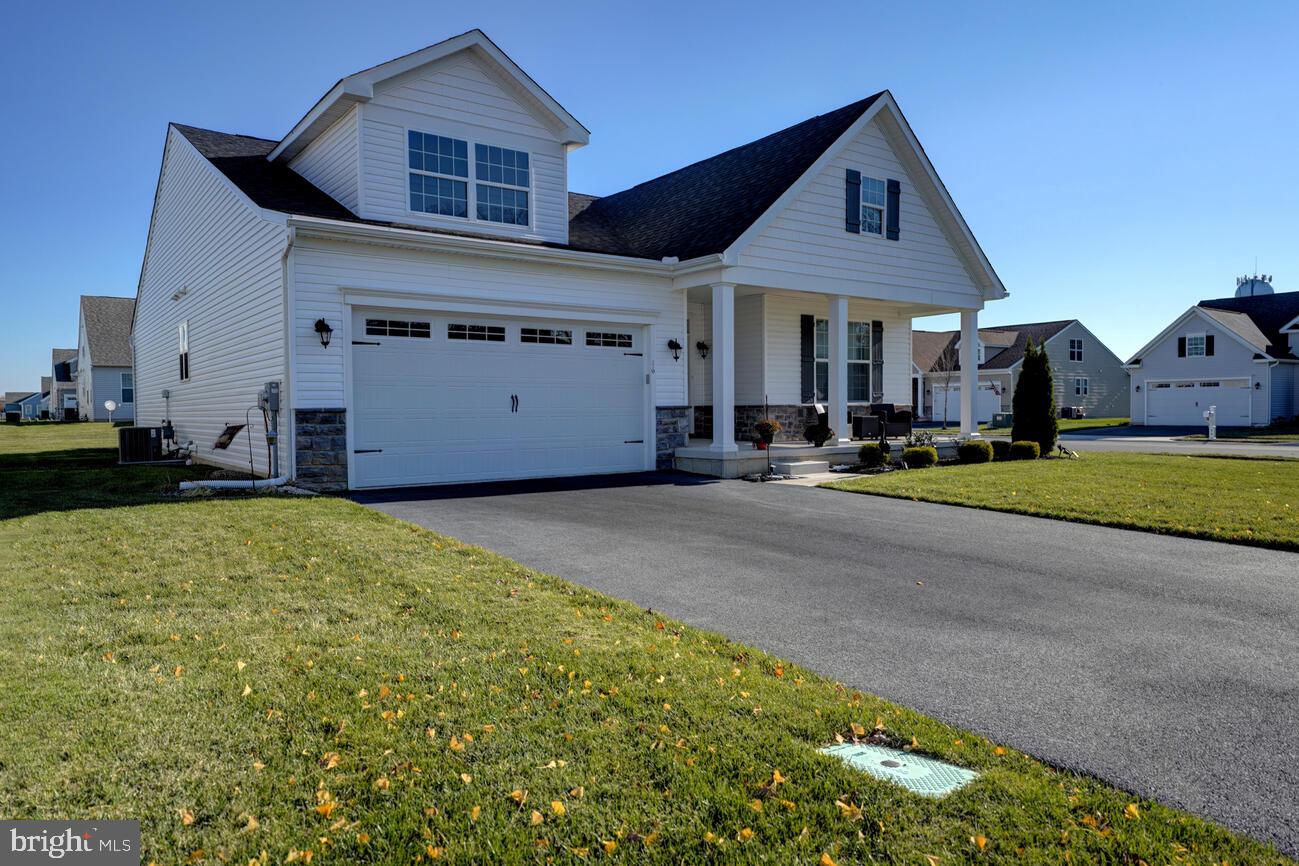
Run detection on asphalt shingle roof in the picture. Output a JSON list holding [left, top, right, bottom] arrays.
[[4, 392, 35, 405], [1198, 290, 1299, 358], [912, 321, 1075, 373], [51, 349, 76, 383], [80, 295, 136, 367], [41, 376, 51, 395], [174, 91, 885, 262]]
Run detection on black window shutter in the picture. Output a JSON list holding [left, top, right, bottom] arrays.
[[800, 315, 815, 402], [1205, 334, 1215, 356], [1177, 337, 1186, 357], [885, 179, 901, 240], [871, 320, 884, 402], [844, 169, 861, 233]]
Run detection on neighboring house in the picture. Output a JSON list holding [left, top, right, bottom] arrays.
[[3, 391, 41, 420], [1126, 276, 1299, 427], [50, 349, 78, 420], [913, 320, 1129, 423], [76, 295, 136, 421], [39, 376, 52, 418], [132, 29, 1004, 489]]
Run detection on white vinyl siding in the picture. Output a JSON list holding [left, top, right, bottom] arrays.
[[1271, 363, 1296, 423], [1130, 313, 1269, 426], [734, 295, 765, 404], [289, 236, 685, 411], [358, 52, 569, 243], [1037, 321, 1130, 418], [762, 294, 910, 406], [289, 105, 359, 213], [736, 116, 983, 308], [134, 127, 287, 475]]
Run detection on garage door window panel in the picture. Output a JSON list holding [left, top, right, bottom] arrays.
[[586, 331, 634, 349], [449, 323, 506, 342], [366, 319, 431, 338], [521, 328, 573, 345]]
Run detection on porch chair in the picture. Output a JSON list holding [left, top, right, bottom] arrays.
[[870, 403, 913, 438]]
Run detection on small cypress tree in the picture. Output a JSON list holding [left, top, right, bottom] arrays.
[[1011, 338, 1058, 456]]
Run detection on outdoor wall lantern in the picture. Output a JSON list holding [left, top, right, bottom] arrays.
[[1255, 381, 1262, 390], [1134, 385, 1141, 392], [667, 339, 683, 361], [696, 340, 710, 360], [314, 318, 334, 349]]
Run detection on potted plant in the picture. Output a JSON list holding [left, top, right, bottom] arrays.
[[754, 418, 782, 448]]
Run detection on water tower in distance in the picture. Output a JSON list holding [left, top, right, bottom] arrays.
[[1235, 274, 1275, 297]]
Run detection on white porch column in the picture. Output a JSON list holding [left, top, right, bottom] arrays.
[[709, 282, 737, 453], [959, 308, 979, 437], [828, 295, 850, 443]]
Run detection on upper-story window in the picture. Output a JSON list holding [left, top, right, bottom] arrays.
[[1069, 338, 1084, 362], [475, 145, 530, 225], [408, 132, 469, 217], [407, 131, 530, 226], [1185, 333, 1206, 357], [861, 177, 886, 235]]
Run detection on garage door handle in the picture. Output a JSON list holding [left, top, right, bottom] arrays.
[[352, 340, 381, 346], [510, 394, 519, 413], [353, 449, 382, 454]]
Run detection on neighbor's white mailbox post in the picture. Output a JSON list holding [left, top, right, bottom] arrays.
[[1204, 405, 1216, 440]]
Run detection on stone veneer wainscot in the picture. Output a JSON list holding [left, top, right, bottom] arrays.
[[294, 408, 348, 491]]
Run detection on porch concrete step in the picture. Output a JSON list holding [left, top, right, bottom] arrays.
[[771, 459, 830, 476]]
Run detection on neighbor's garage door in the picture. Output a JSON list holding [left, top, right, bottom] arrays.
[[349, 309, 648, 488], [932, 383, 1001, 424], [1145, 379, 1251, 426]]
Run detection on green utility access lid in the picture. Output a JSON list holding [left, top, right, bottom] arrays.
[[820, 743, 977, 798]]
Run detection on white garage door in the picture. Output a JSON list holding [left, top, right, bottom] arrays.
[[932, 383, 1001, 424], [349, 310, 648, 488], [1145, 379, 1252, 426]]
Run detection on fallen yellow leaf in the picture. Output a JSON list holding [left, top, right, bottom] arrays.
[[971, 835, 987, 851], [820, 854, 838, 866], [530, 810, 543, 826], [179, 808, 195, 826], [551, 800, 566, 817], [1124, 803, 1141, 820]]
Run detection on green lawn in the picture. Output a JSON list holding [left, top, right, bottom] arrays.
[[1, 425, 1290, 864], [924, 417, 1129, 436], [827, 452, 1299, 551]]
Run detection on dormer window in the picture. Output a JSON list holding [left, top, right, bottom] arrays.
[[861, 177, 886, 235], [475, 145, 530, 225], [408, 132, 469, 217]]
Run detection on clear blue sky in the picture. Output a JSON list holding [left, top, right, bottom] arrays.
[[3, 0, 1297, 391]]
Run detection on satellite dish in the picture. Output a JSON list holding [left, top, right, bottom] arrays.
[[104, 400, 118, 413]]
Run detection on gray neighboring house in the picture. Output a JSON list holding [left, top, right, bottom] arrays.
[[50, 349, 78, 420], [1126, 277, 1299, 427], [3, 391, 41, 419], [76, 295, 136, 421], [913, 320, 1129, 423]]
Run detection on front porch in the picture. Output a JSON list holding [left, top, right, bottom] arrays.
[[670, 282, 982, 477], [674, 437, 962, 479]]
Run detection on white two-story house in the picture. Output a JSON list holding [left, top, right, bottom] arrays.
[[132, 29, 1005, 489]]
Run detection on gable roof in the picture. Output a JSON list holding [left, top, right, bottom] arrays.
[[568, 94, 883, 261], [1198, 308, 1271, 353], [51, 348, 76, 382], [913, 320, 1075, 372], [4, 392, 35, 405], [80, 295, 136, 367], [269, 30, 588, 163], [912, 330, 958, 373], [1198, 290, 1299, 358], [174, 125, 357, 221]]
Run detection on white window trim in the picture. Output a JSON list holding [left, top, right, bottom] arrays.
[[405, 126, 534, 230], [1185, 331, 1207, 358], [859, 175, 886, 237], [1069, 338, 1084, 362], [814, 318, 872, 403], [120, 371, 135, 404], [178, 320, 190, 382], [1073, 376, 1089, 397]]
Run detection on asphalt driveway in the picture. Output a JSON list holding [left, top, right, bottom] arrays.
[[355, 474, 1299, 855]]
